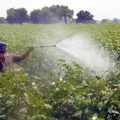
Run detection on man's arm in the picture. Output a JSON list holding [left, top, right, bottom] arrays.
[[13, 46, 35, 62]]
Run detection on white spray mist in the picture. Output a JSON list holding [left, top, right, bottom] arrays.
[[57, 35, 116, 78]]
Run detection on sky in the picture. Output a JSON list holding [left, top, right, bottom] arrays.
[[0, 0, 120, 20]]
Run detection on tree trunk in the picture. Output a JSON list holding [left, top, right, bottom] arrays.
[[64, 15, 67, 24]]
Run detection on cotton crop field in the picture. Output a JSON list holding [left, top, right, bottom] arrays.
[[0, 24, 119, 77], [0, 24, 120, 120]]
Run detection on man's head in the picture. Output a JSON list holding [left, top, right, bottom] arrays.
[[0, 42, 6, 54]]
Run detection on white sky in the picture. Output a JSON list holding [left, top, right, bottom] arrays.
[[0, 0, 120, 20]]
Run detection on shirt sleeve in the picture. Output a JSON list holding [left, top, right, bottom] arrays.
[[12, 54, 23, 62]]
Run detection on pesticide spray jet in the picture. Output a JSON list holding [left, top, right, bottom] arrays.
[[57, 35, 116, 78]]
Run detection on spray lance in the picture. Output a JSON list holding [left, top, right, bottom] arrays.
[[27, 45, 56, 49], [35, 45, 56, 48]]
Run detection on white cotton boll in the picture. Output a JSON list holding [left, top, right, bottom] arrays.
[[92, 115, 98, 120], [51, 82, 55, 85]]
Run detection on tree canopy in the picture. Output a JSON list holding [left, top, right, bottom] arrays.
[[6, 8, 27, 24], [30, 5, 74, 24], [76, 10, 94, 23], [0, 17, 6, 23], [6, 8, 16, 24], [50, 5, 74, 24], [30, 9, 43, 24], [6, 5, 74, 24], [5, 7, 97, 24]]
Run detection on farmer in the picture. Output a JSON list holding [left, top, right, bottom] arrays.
[[0, 42, 35, 72]]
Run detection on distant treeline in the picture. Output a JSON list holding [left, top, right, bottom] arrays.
[[0, 5, 120, 24]]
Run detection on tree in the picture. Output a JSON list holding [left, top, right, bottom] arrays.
[[6, 8, 28, 24], [30, 9, 43, 23], [30, 8, 57, 24], [49, 5, 74, 24], [6, 8, 16, 24], [15, 8, 27, 24], [30, 5, 74, 24], [42, 7, 59, 24], [56, 5, 74, 24], [76, 10, 94, 23], [101, 19, 111, 23], [0, 17, 6, 23], [112, 18, 120, 23]]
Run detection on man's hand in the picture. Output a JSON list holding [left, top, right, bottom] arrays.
[[28, 46, 37, 52], [20, 46, 36, 60]]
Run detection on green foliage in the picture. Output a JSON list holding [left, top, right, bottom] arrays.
[[47, 61, 120, 119], [6, 8, 28, 24], [0, 69, 53, 119], [30, 5, 74, 24], [0, 24, 119, 119], [30, 9, 44, 24], [0, 61, 119, 119], [0, 17, 6, 24], [6, 5, 74, 24], [76, 10, 94, 23]]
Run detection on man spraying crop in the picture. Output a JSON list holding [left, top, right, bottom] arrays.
[[0, 42, 35, 72]]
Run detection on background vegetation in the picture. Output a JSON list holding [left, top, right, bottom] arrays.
[[0, 5, 99, 24]]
